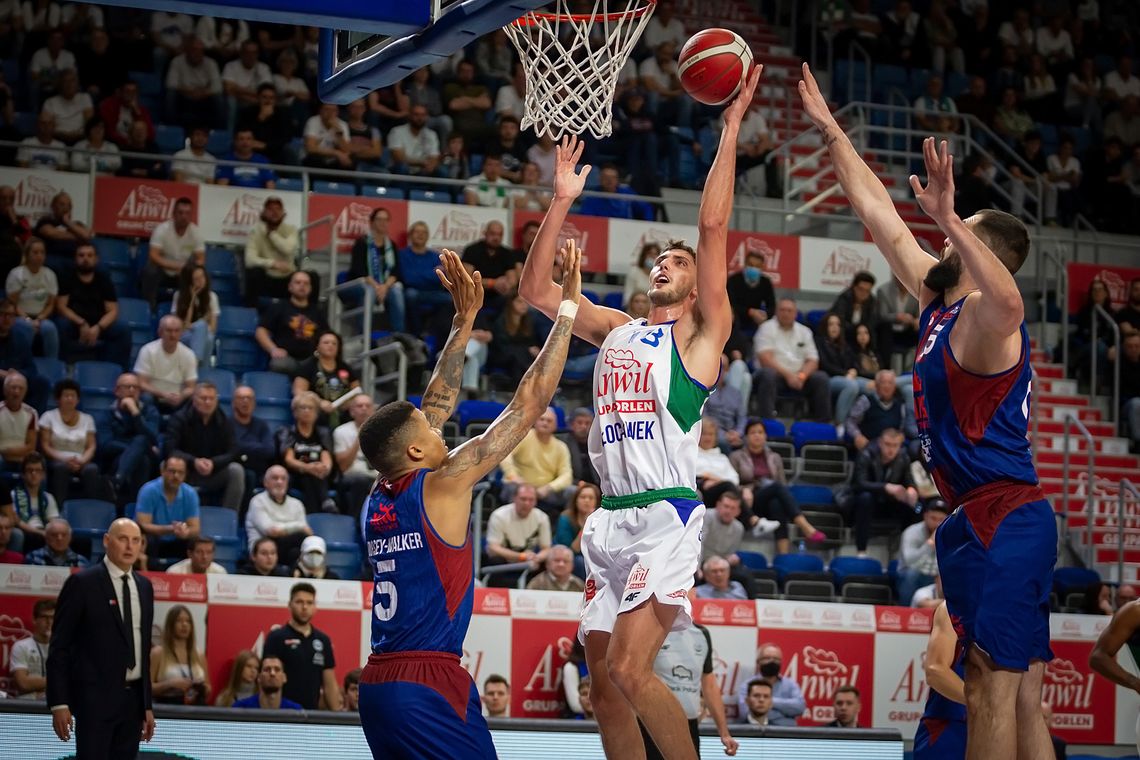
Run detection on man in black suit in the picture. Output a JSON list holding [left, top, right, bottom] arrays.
[[48, 518, 155, 758]]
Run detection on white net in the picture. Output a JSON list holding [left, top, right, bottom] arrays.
[[504, 0, 656, 139]]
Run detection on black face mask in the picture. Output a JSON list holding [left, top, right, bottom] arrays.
[[759, 661, 781, 678]]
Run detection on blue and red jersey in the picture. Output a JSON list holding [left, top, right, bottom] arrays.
[[912, 294, 1038, 504], [360, 469, 474, 657]]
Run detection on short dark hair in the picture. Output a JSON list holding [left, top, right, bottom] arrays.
[[851, 271, 876, 288], [175, 196, 194, 208], [522, 219, 540, 233], [33, 598, 56, 618], [290, 582, 316, 601], [717, 487, 743, 503], [970, 209, 1030, 275], [835, 684, 860, 699], [52, 378, 81, 401], [746, 678, 772, 695], [359, 400, 418, 474], [484, 674, 510, 690], [256, 83, 277, 96], [743, 417, 767, 436], [22, 451, 45, 472], [499, 114, 520, 127], [260, 655, 283, 671], [188, 535, 216, 551], [344, 667, 362, 689], [251, 536, 276, 556], [664, 239, 696, 260], [483, 153, 503, 163]]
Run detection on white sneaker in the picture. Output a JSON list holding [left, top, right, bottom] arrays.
[[751, 518, 781, 537]]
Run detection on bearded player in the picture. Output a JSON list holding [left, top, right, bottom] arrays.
[[355, 247, 581, 759], [800, 63, 1054, 759], [518, 67, 761, 760]]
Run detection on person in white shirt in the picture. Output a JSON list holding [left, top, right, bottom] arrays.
[[333, 393, 377, 518], [1065, 57, 1104, 131], [29, 30, 75, 97], [166, 535, 228, 574], [7, 236, 59, 359], [222, 39, 273, 113], [753, 297, 831, 421], [388, 104, 441, 176], [17, 113, 68, 169], [484, 484, 552, 587], [39, 378, 99, 504], [997, 8, 1034, 55], [695, 417, 740, 490], [165, 36, 224, 129], [142, 198, 205, 309], [641, 0, 686, 51], [638, 40, 692, 128], [494, 64, 525, 120], [134, 315, 198, 414], [151, 11, 194, 58], [272, 48, 311, 108], [40, 69, 92, 143], [302, 102, 352, 169], [195, 15, 249, 61], [1105, 55, 1140, 103], [9, 598, 53, 700], [0, 372, 38, 474], [244, 465, 312, 565], [464, 153, 512, 207], [171, 126, 217, 184], [69, 117, 121, 173], [1046, 136, 1082, 226], [243, 196, 300, 304], [1035, 15, 1073, 67]]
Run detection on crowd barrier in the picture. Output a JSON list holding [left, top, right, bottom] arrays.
[[0, 166, 894, 292], [0, 567, 1127, 745]]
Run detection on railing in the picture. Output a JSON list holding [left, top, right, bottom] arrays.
[[1037, 246, 1068, 371], [295, 214, 334, 307], [1091, 302, 1121, 426], [845, 41, 873, 105], [1117, 480, 1139, 588], [1061, 413, 1097, 567], [359, 340, 407, 401], [471, 481, 492, 579]]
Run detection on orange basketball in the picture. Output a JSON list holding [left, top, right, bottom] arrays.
[[677, 28, 754, 106]]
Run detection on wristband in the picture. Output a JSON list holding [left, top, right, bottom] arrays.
[[557, 300, 579, 320], [518, 552, 527, 562]]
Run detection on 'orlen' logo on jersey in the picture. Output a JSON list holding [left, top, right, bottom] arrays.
[[596, 349, 655, 415]]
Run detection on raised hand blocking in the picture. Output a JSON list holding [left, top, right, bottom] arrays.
[[908, 137, 957, 224], [435, 249, 484, 321], [553, 135, 592, 200], [559, 238, 583, 305]]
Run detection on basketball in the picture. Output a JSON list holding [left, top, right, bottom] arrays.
[[677, 28, 755, 106]]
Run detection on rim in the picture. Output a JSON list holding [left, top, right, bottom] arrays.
[[510, 0, 656, 25]]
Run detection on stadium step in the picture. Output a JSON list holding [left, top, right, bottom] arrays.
[[1036, 433, 1133, 455], [1039, 403, 1102, 421], [1036, 419, 1117, 437], [1032, 363, 1065, 379], [1035, 378, 1078, 395], [1039, 462, 1137, 480]]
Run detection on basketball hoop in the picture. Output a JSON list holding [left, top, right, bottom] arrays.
[[504, 0, 656, 139]]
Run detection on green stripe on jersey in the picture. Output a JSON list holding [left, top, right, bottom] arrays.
[[666, 345, 710, 433]]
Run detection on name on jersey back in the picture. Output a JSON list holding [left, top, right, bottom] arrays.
[[368, 531, 424, 557]]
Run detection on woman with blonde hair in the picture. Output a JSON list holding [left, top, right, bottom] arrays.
[[215, 650, 260, 707], [275, 390, 336, 513], [150, 604, 211, 705], [6, 236, 59, 359]]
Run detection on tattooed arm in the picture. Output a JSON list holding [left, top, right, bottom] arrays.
[[423, 241, 583, 541], [798, 63, 936, 301], [420, 250, 483, 429]]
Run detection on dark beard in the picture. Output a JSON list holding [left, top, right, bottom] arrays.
[[923, 256, 962, 293]]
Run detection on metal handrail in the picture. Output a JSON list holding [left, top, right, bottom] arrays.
[[358, 340, 407, 401], [1061, 413, 1097, 566], [1038, 247, 1068, 371], [1091, 303, 1121, 425], [471, 481, 492, 578], [1119, 480, 1140, 590], [846, 41, 872, 105]]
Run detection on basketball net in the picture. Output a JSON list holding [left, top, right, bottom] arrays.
[[504, 0, 656, 139]]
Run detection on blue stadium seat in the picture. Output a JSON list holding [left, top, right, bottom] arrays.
[[409, 189, 452, 204], [829, 556, 883, 587], [199, 506, 242, 569], [582, 289, 600, 304], [276, 177, 304, 192], [130, 71, 161, 96], [207, 129, 232, 155], [307, 512, 360, 577], [737, 550, 768, 570], [73, 361, 124, 395], [155, 124, 186, 154], [469, 154, 484, 175], [551, 405, 566, 430], [788, 484, 836, 508], [256, 404, 293, 428], [362, 185, 406, 200], [13, 111, 35, 135], [212, 278, 242, 306], [1053, 567, 1100, 596], [602, 292, 623, 310], [216, 336, 265, 373], [772, 552, 825, 582], [241, 371, 292, 406], [791, 421, 838, 451], [63, 499, 117, 551], [313, 181, 356, 196], [761, 418, 786, 438], [118, 297, 153, 329], [457, 400, 507, 432], [33, 357, 66, 385], [198, 367, 236, 401], [95, 237, 133, 270], [206, 246, 239, 277], [216, 307, 258, 337], [805, 309, 827, 330]]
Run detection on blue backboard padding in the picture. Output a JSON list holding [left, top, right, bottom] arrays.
[[319, 0, 548, 104], [95, 0, 430, 35]]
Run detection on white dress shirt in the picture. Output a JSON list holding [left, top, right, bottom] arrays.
[[104, 556, 144, 683]]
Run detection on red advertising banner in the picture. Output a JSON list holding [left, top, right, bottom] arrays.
[[1044, 639, 1116, 745], [1066, 261, 1140, 313], [92, 176, 199, 237], [761, 628, 876, 726], [305, 194, 409, 254], [726, 230, 801, 289], [508, 618, 578, 718], [514, 210, 611, 273], [0, 594, 44, 693]]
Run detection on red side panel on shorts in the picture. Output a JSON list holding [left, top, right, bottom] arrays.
[[922, 717, 949, 744], [423, 512, 473, 619], [960, 481, 1047, 549], [943, 344, 1026, 445], [361, 651, 472, 720]]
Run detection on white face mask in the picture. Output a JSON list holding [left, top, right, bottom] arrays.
[[301, 551, 325, 570]]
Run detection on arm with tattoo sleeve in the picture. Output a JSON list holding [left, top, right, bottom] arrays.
[[420, 250, 483, 428]]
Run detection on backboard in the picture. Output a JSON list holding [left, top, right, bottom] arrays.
[[317, 0, 549, 104]]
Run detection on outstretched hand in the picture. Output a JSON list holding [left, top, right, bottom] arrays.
[[560, 238, 583, 305], [435, 248, 484, 322], [797, 62, 837, 132], [909, 137, 956, 224], [553, 135, 592, 200], [722, 64, 763, 125]]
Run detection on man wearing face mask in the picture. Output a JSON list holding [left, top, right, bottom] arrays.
[[291, 535, 340, 580], [735, 643, 805, 725], [726, 249, 776, 359]]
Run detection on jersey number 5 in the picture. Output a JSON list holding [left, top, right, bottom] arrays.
[[374, 581, 398, 621]]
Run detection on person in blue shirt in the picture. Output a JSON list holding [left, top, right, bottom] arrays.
[[215, 129, 277, 189], [577, 164, 654, 220], [735, 643, 806, 726], [135, 456, 201, 568], [231, 656, 304, 710], [398, 220, 452, 335]]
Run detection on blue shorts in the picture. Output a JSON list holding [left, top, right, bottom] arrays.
[[358, 653, 497, 760], [936, 483, 1056, 671], [913, 717, 966, 759]]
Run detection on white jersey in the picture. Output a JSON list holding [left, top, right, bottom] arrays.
[[589, 319, 711, 502]]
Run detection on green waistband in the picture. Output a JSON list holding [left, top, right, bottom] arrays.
[[600, 488, 701, 510]]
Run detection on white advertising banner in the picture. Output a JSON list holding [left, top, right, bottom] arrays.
[[408, 201, 510, 254], [607, 219, 700, 277], [0, 167, 90, 222], [798, 236, 895, 292], [196, 186, 304, 246], [871, 631, 931, 738]]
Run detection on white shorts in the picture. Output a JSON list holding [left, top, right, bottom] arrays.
[[578, 497, 705, 641]]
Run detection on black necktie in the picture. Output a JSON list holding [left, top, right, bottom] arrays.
[[121, 574, 136, 671]]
